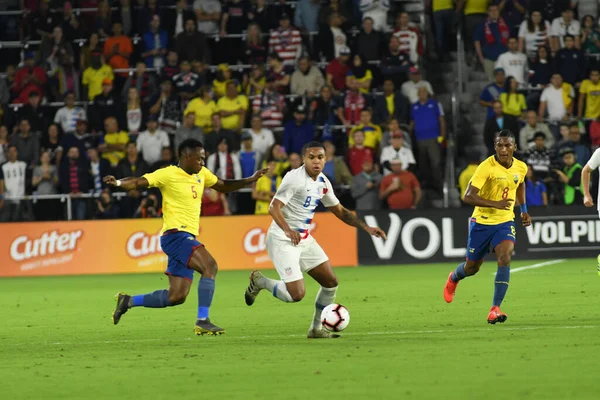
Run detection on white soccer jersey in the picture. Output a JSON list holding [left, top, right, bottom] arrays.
[[0, 161, 27, 200], [269, 166, 340, 239], [586, 148, 600, 214]]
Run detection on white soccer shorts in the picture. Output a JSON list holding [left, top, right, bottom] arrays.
[[266, 233, 329, 283]]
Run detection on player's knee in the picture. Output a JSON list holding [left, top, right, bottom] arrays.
[[465, 263, 481, 275], [497, 254, 512, 266], [289, 288, 306, 302], [322, 276, 338, 288], [168, 292, 187, 305], [203, 260, 218, 278]]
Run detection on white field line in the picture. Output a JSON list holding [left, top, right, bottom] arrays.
[[1, 324, 597, 347], [493, 259, 567, 274]]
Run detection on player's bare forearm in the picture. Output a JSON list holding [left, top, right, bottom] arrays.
[[212, 169, 268, 193], [328, 204, 368, 231], [582, 165, 592, 197], [464, 184, 508, 209], [103, 175, 149, 191], [516, 182, 526, 207], [269, 199, 293, 232]]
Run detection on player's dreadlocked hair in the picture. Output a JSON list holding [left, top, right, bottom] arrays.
[[178, 138, 204, 158], [302, 141, 326, 155], [495, 129, 515, 142]]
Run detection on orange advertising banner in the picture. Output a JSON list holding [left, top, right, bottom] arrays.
[[0, 214, 357, 278]]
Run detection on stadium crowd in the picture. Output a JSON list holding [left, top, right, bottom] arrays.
[[0, 0, 598, 223]]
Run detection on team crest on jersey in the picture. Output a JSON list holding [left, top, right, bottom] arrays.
[[513, 174, 519, 183]]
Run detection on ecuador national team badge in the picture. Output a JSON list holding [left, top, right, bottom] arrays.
[[513, 174, 519, 184]]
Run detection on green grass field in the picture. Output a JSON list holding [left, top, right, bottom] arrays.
[[1, 259, 599, 400]]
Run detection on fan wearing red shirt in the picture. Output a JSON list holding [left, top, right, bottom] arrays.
[[326, 46, 351, 93], [14, 52, 47, 104], [347, 130, 374, 175], [379, 159, 421, 209]]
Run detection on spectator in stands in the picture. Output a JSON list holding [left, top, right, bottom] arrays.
[[96, 189, 120, 219], [393, 11, 423, 64], [381, 117, 411, 149], [525, 165, 548, 206], [151, 147, 174, 171], [0, 68, 10, 105], [60, 118, 95, 158], [30, 0, 57, 40], [208, 113, 239, 153], [323, 139, 352, 186], [578, 69, 600, 120], [339, 86, 366, 129], [550, 7, 580, 52], [456, 0, 488, 61], [195, 0, 222, 36], [90, 79, 124, 133], [82, 53, 114, 101], [318, 0, 352, 31], [355, 17, 385, 63], [13, 52, 47, 105], [59, 146, 89, 220], [590, 117, 600, 150], [12, 119, 40, 167], [310, 85, 342, 127], [556, 34, 585, 87], [176, 16, 210, 63], [283, 105, 315, 155], [555, 147, 583, 205], [326, 46, 351, 94], [173, 61, 202, 108], [244, 23, 267, 65], [500, 76, 527, 118], [318, 12, 348, 62], [283, 152, 302, 176], [483, 101, 519, 155], [346, 54, 373, 95], [32, 151, 59, 220], [246, 114, 275, 157], [496, 0, 526, 34], [142, 15, 168, 69], [185, 86, 218, 133], [401, 66, 434, 105], [360, 0, 390, 32], [432, 0, 455, 61], [0, 146, 30, 222], [381, 36, 412, 88], [529, 46, 554, 88], [99, 117, 129, 168], [148, 79, 181, 135], [539, 73, 574, 125], [239, 132, 260, 177], [117, 141, 149, 179], [0, 126, 8, 164], [212, 64, 240, 98], [581, 15, 600, 55], [207, 137, 242, 180], [80, 33, 102, 71], [116, 0, 134, 36], [96, 0, 112, 38], [262, 143, 289, 176], [269, 13, 303, 67], [380, 131, 416, 175], [41, 124, 61, 165], [480, 67, 506, 119], [162, 52, 180, 81], [122, 62, 157, 103], [563, 124, 590, 166], [125, 87, 143, 136], [136, 115, 170, 166], [495, 37, 528, 86], [458, 154, 481, 201], [525, 132, 556, 183], [19, 91, 51, 135], [174, 111, 203, 155], [474, 4, 510, 80], [291, 57, 325, 98], [520, 110, 554, 150], [40, 26, 74, 75], [295, 0, 321, 33], [201, 188, 230, 216], [351, 156, 382, 210], [266, 55, 291, 94], [373, 79, 408, 125], [88, 147, 111, 193], [218, 81, 249, 133], [349, 109, 382, 151], [410, 87, 446, 194], [252, 159, 281, 215], [166, 0, 193, 38], [104, 21, 133, 81], [53, 53, 80, 101], [518, 10, 550, 60], [134, 193, 162, 218], [252, 79, 286, 130], [221, 0, 252, 64], [54, 91, 86, 134], [347, 130, 374, 176], [60, 2, 81, 42], [379, 159, 421, 209]]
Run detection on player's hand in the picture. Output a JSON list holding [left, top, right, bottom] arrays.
[[366, 226, 387, 240], [285, 229, 301, 246], [103, 175, 118, 186], [584, 194, 595, 207], [495, 198, 513, 210], [251, 168, 269, 182], [520, 212, 532, 227]]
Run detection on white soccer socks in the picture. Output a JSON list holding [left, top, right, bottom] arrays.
[[310, 286, 338, 330], [258, 275, 294, 303]]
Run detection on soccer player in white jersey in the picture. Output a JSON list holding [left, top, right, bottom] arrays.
[[244, 141, 387, 338], [582, 148, 600, 275]]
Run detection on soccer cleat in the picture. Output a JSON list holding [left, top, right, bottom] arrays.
[[443, 272, 459, 303], [487, 306, 508, 324], [244, 270, 263, 306], [112, 292, 131, 325], [307, 328, 341, 339], [194, 319, 225, 336]]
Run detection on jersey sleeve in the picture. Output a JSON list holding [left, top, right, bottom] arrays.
[[469, 162, 491, 190], [273, 173, 299, 205], [587, 148, 600, 170], [143, 167, 171, 189], [202, 168, 219, 188], [321, 176, 340, 207]]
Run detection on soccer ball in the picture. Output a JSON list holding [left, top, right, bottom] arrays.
[[321, 304, 350, 332]]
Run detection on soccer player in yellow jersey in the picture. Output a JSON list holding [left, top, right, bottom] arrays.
[[104, 139, 267, 335], [443, 130, 532, 324]]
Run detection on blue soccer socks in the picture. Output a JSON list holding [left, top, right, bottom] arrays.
[[492, 266, 510, 307], [197, 277, 215, 320], [451, 262, 466, 283], [131, 290, 172, 308]]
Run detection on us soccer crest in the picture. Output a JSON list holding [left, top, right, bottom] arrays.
[[513, 174, 519, 184]]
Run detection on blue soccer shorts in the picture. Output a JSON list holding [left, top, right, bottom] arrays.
[[160, 230, 203, 282], [466, 219, 516, 261]]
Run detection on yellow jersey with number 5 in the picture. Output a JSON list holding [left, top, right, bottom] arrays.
[[469, 156, 528, 225], [143, 165, 218, 235]]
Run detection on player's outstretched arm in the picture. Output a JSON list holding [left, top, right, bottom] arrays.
[[582, 164, 595, 207], [328, 203, 387, 239], [103, 175, 149, 191], [464, 184, 512, 210], [212, 168, 269, 193], [516, 181, 531, 227]]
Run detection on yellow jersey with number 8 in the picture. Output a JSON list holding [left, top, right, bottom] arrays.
[[469, 156, 528, 225], [143, 165, 218, 235]]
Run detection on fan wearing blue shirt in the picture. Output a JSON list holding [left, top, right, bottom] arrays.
[[480, 68, 506, 119], [239, 132, 260, 178]]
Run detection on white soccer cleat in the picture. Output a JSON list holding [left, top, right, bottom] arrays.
[[244, 270, 264, 306]]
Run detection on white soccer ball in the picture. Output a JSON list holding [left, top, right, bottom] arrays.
[[321, 303, 350, 332]]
